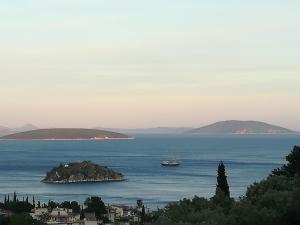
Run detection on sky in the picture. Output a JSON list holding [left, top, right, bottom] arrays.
[[0, 0, 300, 130]]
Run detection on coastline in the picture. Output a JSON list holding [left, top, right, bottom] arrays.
[[42, 178, 126, 184], [0, 137, 134, 141]]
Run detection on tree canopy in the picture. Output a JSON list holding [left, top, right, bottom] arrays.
[[273, 145, 300, 176], [216, 161, 230, 197], [84, 196, 107, 219]]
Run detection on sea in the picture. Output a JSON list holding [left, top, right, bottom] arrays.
[[0, 133, 299, 209]]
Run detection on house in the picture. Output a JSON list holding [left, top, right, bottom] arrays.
[[83, 220, 102, 225], [135, 200, 150, 215], [107, 204, 142, 225], [47, 207, 81, 225], [107, 207, 116, 223], [108, 205, 124, 219], [30, 207, 49, 220], [82, 212, 103, 225], [110, 205, 133, 217]]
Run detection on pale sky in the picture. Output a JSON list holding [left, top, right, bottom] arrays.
[[1, 0, 300, 130]]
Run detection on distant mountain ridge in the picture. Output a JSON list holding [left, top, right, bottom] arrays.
[[0, 124, 39, 137], [94, 127, 193, 134], [0, 121, 297, 137], [14, 124, 39, 132], [187, 120, 297, 134], [0, 126, 11, 132]]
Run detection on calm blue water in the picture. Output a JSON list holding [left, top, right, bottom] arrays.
[[0, 134, 299, 209]]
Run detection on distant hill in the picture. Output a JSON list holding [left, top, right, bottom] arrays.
[[0, 126, 12, 137], [0, 128, 132, 140], [0, 124, 39, 137], [0, 126, 11, 133], [95, 127, 193, 134], [187, 120, 297, 134], [14, 123, 39, 132]]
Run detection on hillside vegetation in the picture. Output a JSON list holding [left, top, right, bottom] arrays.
[[0, 128, 131, 140], [187, 120, 296, 134], [43, 161, 124, 183]]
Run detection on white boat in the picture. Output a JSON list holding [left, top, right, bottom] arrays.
[[161, 160, 180, 167]]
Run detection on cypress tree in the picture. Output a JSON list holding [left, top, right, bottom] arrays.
[[32, 196, 35, 207], [4, 195, 8, 208], [80, 208, 85, 220], [216, 161, 230, 197], [13, 192, 17, 203], [141, 205, 146, 224]]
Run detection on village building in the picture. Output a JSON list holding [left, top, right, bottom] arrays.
[[47, 208, 80, 224], [30, 207, 48, 220]]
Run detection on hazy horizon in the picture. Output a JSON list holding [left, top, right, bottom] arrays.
[[1, 120, 298, 132], [1, 1, 300, 130]]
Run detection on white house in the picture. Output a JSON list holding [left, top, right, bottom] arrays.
[[47, 208, 81, 225]]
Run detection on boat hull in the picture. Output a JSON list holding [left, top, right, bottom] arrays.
[[161, 161, 180, 167]]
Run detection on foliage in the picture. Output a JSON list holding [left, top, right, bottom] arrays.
[[216, 161, 230, 197], [243, 175, 300, 225], [9, 213, 36, 225], [45, 200, 80, 213], [46, 201, 59, 209], [0, 213, 43, 225], [36, 212, 50, 224], [140, 205, 146, 224], [273, 145, 300, 176], [1, 193, 34, 213], [44, 161, 123, 183], [0, 216, 10, 225], [84, 196, 107, 220], [60, 201, 81, 213]]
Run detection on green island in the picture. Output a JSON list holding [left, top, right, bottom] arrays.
[[0, 128, 132, 140], [187, 120, 297, 134], [43, 161, 125, 183], [1, 146, 300, 225]]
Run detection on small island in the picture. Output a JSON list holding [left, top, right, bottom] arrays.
[[42, 161, 125, 183]]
